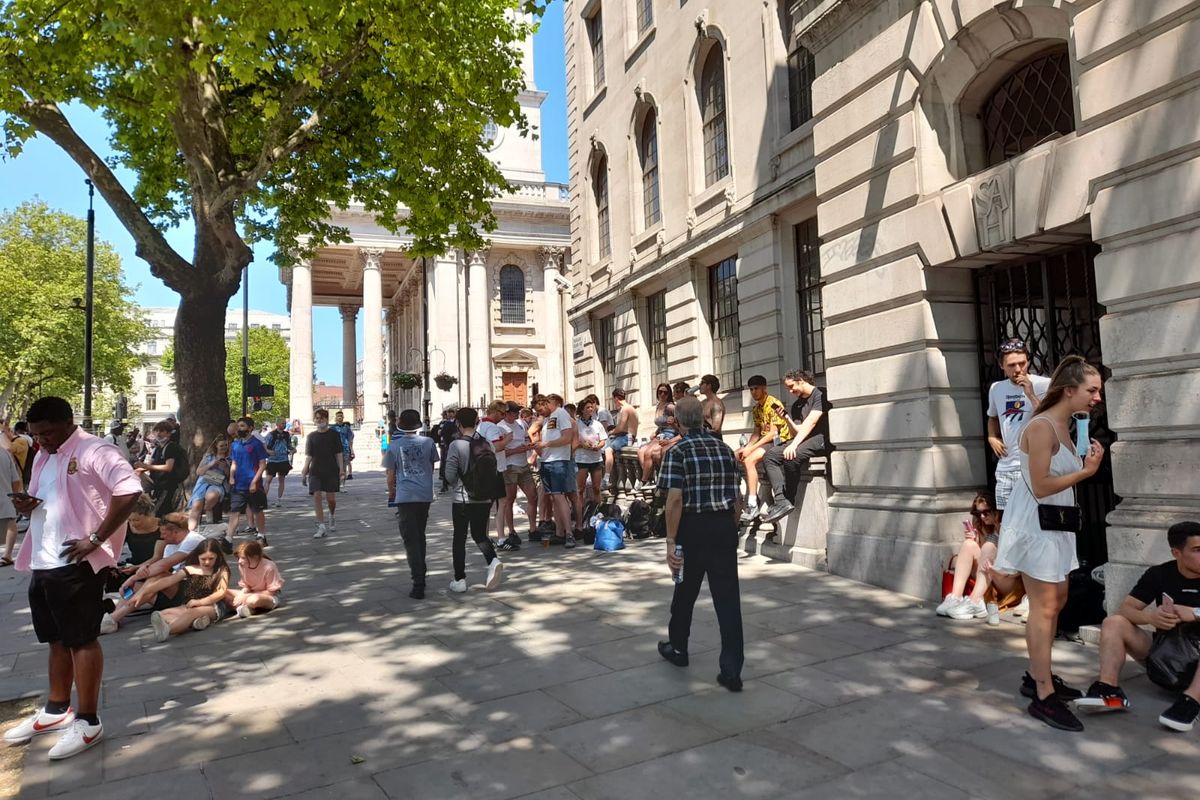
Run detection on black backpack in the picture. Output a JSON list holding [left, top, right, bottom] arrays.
[[626, 500, 653, 539], [461, 434, 505, 502]]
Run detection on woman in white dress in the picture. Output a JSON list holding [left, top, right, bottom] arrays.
[[988, 355, 1105, 732]]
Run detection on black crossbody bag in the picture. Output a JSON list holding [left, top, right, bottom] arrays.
[[1022, 466, 1082, 532]]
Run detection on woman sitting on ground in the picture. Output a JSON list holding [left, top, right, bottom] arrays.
[[187, 435, 231, 531], [637, 383, 679, 490], [936, 493, 1002, 622], [227, 540, 284, 618], [149, 538, 231, 642]]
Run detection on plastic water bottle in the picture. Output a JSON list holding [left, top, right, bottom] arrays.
[[1072, 412, 1090, 458], [738, 433, 749, 448], [673, 544, 684, 584]]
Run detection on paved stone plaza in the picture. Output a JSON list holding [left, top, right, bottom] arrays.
[[2, 471, 1198, 799]]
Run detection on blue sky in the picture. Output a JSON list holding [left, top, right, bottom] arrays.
[[0, 2, 568, 385]]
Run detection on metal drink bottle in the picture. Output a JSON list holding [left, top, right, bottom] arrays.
[[673, 544, 684, 584]]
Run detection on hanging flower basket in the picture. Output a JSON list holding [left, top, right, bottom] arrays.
[[393, 371, 422, 390], [433, 372, 459, 391]]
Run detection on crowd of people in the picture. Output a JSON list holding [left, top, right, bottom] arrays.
[[2, 343, 1198, 765]]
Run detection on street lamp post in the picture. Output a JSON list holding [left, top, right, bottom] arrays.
[[82, 179, 95, 432]]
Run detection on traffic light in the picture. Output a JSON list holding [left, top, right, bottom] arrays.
[[245, 373, 262, 397]]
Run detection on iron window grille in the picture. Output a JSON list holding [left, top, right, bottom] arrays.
[[646, 290, 668, 387], [636, 0, 653, 34], [795, 218, 825, 376], [982, 48, 1074, 167], [787, 45, 815, 130], [499, 265, 526, 324], [700, 47, 730, 186], [709, 257, 741, 388], [640, 112, 661, 228], [588, 10, 605, 90], [594, 157, 611, 260], [594, 314, 617, 391]]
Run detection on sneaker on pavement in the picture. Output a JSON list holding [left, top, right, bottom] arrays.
[[192, 614, 212, 632], [564, 535, 577, 549], [935, 595, 964, 616], [985, 602, 1001, 626], [448, 579, 468, 593], [3, 707, 74, 745], [47, 719, 104, 760], [1159, 694, 1200, 732], [150, 611, 171, 643], [255, 533, 269, 547], [762, 500, 794, 524], [1020, 671, 1083, 701], [1074, 681, 1131, 713], [243, 527, 259, 536], [328, 515, 336, 532], [235, 605, 253, 619], [218, 536, 234, 555], [948, 599, 988, 620], [548, 535, 566, 546], [313, 523, 328, 539], [99, 613, 118, 635], [498, 535, 522, 551], [1013, 596, 1030, 618], [485, 559, 504, 590], [1028, 693, 1084, 732]]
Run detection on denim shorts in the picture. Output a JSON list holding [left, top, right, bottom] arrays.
[[609, 433, 631, 450], [189, 480, 226, 508], [540, 460, 575, 495]]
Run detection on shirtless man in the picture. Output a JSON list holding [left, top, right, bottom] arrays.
[[697, 374, 726, 433], [606, 388, 639, 490]]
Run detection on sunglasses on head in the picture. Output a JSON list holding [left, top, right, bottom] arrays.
[[998, 339, 1027, 355], [971, 508, 995, 517]]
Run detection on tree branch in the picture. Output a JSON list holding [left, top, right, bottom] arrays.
[[17, 100, 194, 291]]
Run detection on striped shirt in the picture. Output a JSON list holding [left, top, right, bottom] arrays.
[[657, 430, 739, 513]]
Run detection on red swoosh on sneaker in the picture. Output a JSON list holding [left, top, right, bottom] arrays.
[[83, 732, 101, 744], [31, 718, 65, 732]]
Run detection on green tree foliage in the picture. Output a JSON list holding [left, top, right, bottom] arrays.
[[161, 325, 290, 426], [0, 1, 547, 454], [0, 201, 151, 421]]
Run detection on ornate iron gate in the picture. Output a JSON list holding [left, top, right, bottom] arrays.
[[974, 245, 1117, 566]]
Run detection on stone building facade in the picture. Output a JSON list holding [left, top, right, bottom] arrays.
[[565, 0, 1200, 606]]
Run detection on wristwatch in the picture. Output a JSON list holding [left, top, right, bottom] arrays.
[[88, 533, 103, 547]]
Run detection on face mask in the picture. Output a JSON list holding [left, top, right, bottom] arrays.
[[316, 422, 329, 432], [237, 429, 250, 438]]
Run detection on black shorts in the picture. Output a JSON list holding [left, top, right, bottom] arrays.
[[230, 488, 268, 512], [309, 473, 340, 494], [265, 461, 291, 477], [29, 563, 110, 648]]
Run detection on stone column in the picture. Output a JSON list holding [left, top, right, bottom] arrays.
[[288, 260, 314, 425], [429, 251, 463, 410], [540, 246, 565, 393], [467, 250, 491, 406], [339, 305, 358, 411], [360, 248, 385, 427]]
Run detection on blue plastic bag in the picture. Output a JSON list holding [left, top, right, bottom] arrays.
[[594, 518, 626, 551]]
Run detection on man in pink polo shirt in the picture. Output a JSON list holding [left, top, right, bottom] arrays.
[[3, 397, 142, 760]]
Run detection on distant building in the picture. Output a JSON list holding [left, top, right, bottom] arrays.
[[313, 382, 344, 411], [124, 306, 291, 429]]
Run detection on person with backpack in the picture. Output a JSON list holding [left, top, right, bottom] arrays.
[[263, 418, 294, 506], [135, 421, 189, 517], [443, 407, 504, 592], [384, 409, 439, 599]]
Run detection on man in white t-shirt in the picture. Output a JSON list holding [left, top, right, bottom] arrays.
[[533, 394, 577, 548], [498, 402, 537, 550], [102, 512, 204, 633], [986, 339, 1052, 517], [478, 401, 512, 541], [574, 398, 608, 533]]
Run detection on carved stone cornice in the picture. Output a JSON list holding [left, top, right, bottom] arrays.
[[796, 0, 878, 53], [468, 248, 490, 267]]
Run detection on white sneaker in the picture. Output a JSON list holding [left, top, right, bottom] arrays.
[[986, 602, 1001, 626], [191, 614, 212, 632], [313, 523, 328, 539], [99, 613, 118, 635], [740, 505, 758, 523], [236, 605, 253, 619], [328, 514, 336, 532], [485, 559, 504, 590], [948, 599, 988, 620], [935, 595, 963, 616], [3, 707, 74, 745], [47, 719, 103, 760], [1013, 596, 1030, 618], [448, 579, 468, 593], [150, 610, 171, 642]]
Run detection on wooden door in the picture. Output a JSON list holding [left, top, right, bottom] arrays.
[[502, 372, 527, 405]]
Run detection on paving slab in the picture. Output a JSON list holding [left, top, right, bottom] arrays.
[[1, 470, 1198, 800]]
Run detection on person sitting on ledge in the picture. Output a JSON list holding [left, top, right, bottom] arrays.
[[1074, 520, 1200, 733], [757, 370, 829, 524]]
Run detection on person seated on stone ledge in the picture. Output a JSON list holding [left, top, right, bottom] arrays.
[[756, 370, 829, 524], [1073, 520, 1200, 732], [636, 383, 679, 491]]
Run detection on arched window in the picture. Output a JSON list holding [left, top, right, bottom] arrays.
[[639, 111, 661, 228], [700, 45, 729, 186], [594, 156, 611, 259], [982, 47, 1074, 167], [499, 265, 525, 324]]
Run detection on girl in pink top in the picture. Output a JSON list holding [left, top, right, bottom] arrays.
[[228, 540, 284, 617]]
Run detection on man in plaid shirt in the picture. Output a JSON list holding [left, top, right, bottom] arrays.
[[656, 396, 745, 691]]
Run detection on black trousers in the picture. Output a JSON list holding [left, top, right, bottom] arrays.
[[452, 502, 497, 581], [396, 502, 432, 588], [759, 435, 826, 502], [668, 510, 744, 678]]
